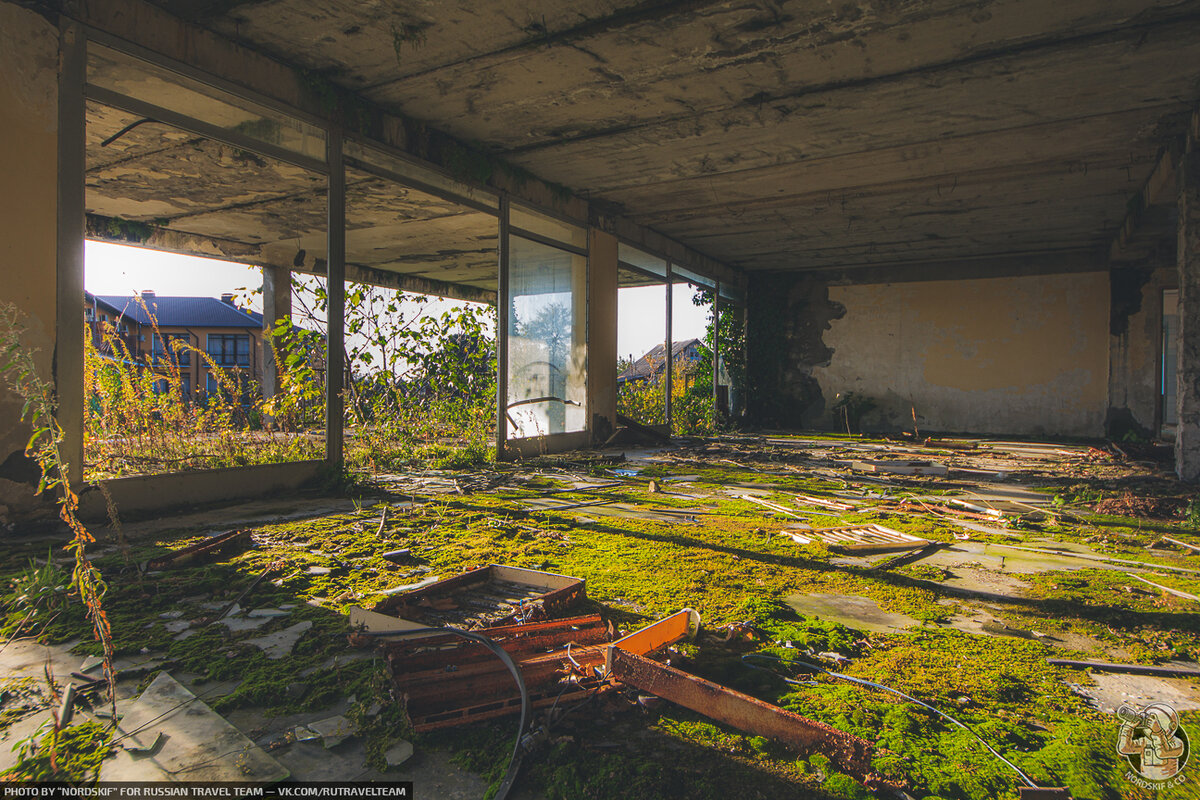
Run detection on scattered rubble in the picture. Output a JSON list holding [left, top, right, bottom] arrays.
[[5, 434, 1200, 798]]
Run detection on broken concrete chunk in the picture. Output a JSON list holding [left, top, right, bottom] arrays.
[[381, 549, 411, 562], [246, 620, 313, 659], [247, 608, 291, 618], [292, 725, 320, 743], [307, 714, 355, 748], [384, 739, 414, 767], [218, 614, 273, 633], [306, 566, 333, 575], [79, 655, 103, 673]]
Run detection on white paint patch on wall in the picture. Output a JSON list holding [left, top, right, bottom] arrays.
[[813, 271, 1109, 436]]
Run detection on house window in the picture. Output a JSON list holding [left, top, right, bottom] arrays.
[[207, 333, 250, 366], [152, 333, 191, 366], [180, 375, 191, 399]]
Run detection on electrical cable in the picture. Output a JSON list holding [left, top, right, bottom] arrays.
[[100, 118, 162, 147], [741, 652, 1038, 788]]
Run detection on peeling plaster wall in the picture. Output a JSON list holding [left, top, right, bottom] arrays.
[[808, 272, 1110, 437], [0, 3, 58, 522]]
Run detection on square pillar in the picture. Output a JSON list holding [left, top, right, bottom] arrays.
[[0, 8, 67, 516], [587, 229, 617, 444], [1176, 111, 1200, 480]]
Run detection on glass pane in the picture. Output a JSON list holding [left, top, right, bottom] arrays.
[[617, 267, 667, 426], [345, 139, 499, 212], [510, 204, 588, 251], [618, 243, 667, 279], [88, 44, 326, 162], [506, 236, 587, 438]]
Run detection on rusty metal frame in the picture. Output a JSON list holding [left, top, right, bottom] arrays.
[[386, 608, 700, 731], [372, 564, 586, 619], [606, 648, 885, 789]]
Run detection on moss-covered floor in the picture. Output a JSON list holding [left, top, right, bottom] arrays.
[[3, 433, 1200, 799]]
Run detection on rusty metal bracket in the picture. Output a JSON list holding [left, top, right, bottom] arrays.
[[607, 648, 887, 789]]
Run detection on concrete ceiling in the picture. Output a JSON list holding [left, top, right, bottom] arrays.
[[142, 0, 1200, 273], [86, 101, 499, 293]]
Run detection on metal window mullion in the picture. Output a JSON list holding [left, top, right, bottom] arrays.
[[84, 85, 329, 175], [325, 126, 345, 467], [713, 283, 721, 416], [664, 264, 673, 432], [57, 20, 86, 486], [496, 197, 511, 459]]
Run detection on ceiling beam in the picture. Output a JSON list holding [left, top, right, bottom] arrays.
[[1110, 141, 1183, 263]]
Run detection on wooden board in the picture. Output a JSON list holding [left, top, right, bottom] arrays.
[[780, 524, 930, 554], [850, 460, 948, 477]]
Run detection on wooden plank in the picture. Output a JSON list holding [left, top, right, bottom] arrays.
[[850, 460, 949, 477]]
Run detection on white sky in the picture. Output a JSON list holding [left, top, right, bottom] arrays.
[[85, 240, 709, 361]]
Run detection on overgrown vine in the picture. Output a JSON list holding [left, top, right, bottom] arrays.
[[0, 301, 117, 722]]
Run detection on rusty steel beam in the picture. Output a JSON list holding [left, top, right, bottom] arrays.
[[607, 649, 887, 789]]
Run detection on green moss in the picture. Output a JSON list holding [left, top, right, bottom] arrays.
[[0, 721, 113, 783]]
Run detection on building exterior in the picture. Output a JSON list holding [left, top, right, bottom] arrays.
[[85, 290, 264, 401], [617, 339, 704, 386]]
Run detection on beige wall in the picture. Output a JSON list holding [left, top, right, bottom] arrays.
[[0, 4, 58, 519], [813, 271, 1110, 436]]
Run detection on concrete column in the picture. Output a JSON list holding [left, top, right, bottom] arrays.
[[1106, 262, 1164, 440], [261, 265, 292, 399], [1176, 112, 1200, 480], [0, 7, 64, 520], [588, 229, 618, 444], [326, 127, 346, 467]]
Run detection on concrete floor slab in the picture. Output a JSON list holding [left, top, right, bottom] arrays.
[[1070, 671, 1200, 714], [100, 672, 288, 782], [245, 620, 313, 659], [784, 593, 921, 634]]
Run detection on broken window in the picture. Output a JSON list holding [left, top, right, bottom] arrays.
[[342, 150, 499, 468], [617, 244, 669, 428], [506, 207, 588, 441], [83, 43, 329, 479]]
